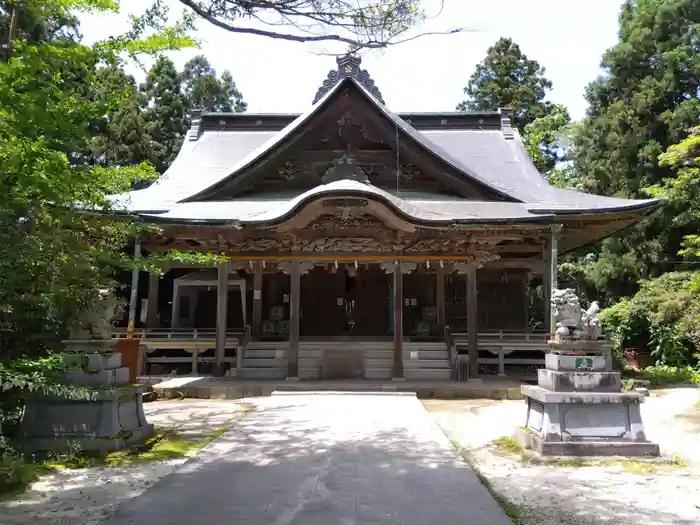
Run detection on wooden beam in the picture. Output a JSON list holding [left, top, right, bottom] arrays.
[[226, 254, 491, 262], [466, 261, 479, 378], [393, 262, 404, 380], [214, 263, 229, 377], [483, 258, 546, 273], [252, 261, 263, 339], [287, 261, 300, 379], [145, 273, 159, 328]]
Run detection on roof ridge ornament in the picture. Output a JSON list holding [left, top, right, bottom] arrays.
[[313, 55, 385, 105], [500, 107, 515, 140]]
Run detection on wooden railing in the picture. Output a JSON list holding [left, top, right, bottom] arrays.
[[112, 328, 245, 375], [237, 325, 252, 371], [447, 330, 549, 378], [478, 331, 548, 377]]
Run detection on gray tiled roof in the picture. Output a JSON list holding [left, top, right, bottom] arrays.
[[112, 77, 659, 222]]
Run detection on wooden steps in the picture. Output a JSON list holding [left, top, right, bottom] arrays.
[[238, 340, 451, 380]]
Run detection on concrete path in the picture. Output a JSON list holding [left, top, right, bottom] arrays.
[[102, 392, 512, 525]]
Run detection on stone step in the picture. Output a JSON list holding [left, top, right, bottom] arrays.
[[363, 368, 393, 380], [404, 343, 447, 350], [364, 358, 393, 369], [404, 368, 452, 380], [404, 359, 449, 369], [243, 358, 289, 368], [239, 367, 288, 380], [245, 349, 287, 359], [403, 350, 448, 360], [298, 368, 321, 380]]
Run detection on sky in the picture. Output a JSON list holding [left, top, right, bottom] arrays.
[[80, 0, 625, 120]]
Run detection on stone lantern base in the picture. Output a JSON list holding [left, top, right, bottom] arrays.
[[18, 340, 154, 453], [518, 341, 659, 457]]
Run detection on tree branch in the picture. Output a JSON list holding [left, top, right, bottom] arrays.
[[176, 0, 464, 50]]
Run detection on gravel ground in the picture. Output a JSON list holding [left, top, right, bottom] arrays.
[[0, 399, 255, 525], [425, 388, 700, 525], [3, 391, 699, 525]]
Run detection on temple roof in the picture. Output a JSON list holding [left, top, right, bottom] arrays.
[[111, 56, 660, 236]]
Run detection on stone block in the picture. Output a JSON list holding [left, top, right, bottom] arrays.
[[322, 350, 363, 379], [209, 386, 228, 399], [519, 385, 658, 457], [196, 387, 211, 399], [518, 427, 660, 457], [522, 385, 644, 405], [85, 351, 123, 371], [545, 353, 607, 372], [19, 387, 154, 452], [66, 366, 130, 387], [538, 369, 621, 392]]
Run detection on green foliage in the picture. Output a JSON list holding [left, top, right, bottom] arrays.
[[522, 104, 572, 174], [457, 37, 554, 133], [571, 0, 700, 296], [181, 54, 246, 113], [600, 272, 700, 365], [627, 365, 700, 387], [651, 126, 700, 258], [141, 56, 188, 173], [0, 0, 197, 469]]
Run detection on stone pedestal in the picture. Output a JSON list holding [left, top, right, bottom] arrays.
[[518, 341, 659, 457], [19, 340, 154, 452]]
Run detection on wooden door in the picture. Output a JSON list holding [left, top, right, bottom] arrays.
[[300, 267, 346, 336], [351, 266, 390, 336]]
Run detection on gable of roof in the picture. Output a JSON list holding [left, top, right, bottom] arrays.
[[179, 77, 519, 203], [109, 56, 660, 222]]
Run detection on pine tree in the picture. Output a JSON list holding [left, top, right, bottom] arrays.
[[90, 64, 151, 166], [218, 70, 247, 113], [569, 0, 700, 299], [181, 55, 246, 113], [142, 56, 189, 173], [457, 37, 553, 133]]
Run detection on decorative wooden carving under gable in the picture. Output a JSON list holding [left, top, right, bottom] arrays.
[[306, 214, 391, 236], [403, 238, 471, 253], [379, 261, 418, 274], [299, 237, 395, 253]]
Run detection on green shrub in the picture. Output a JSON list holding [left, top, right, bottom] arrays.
[[628, 365, 700, 387], [601, 272, 700, 367]]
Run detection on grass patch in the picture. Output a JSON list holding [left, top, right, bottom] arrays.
[[492, 436, 524, 455], [449, 438, 524, 525], [488, 434, 687, 473], [625, 366, 700, 388], [46, 426, 230, 470], [1, 426, 230, 497]]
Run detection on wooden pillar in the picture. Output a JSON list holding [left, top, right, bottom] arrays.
[[466, 261, 479, 378], [392, 262, 404, 380], [252, 261, 263, 339], [287, 261, 300, 379], [214, 263, 229, 377], [145, 273, 160, 328], [543, 253, 551, 334], [548, 225, 562, 334], [127, 236, 141, 338], [436, 265, 445, 331]]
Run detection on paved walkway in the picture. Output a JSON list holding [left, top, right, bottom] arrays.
[[102, 392, 512, 525]]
